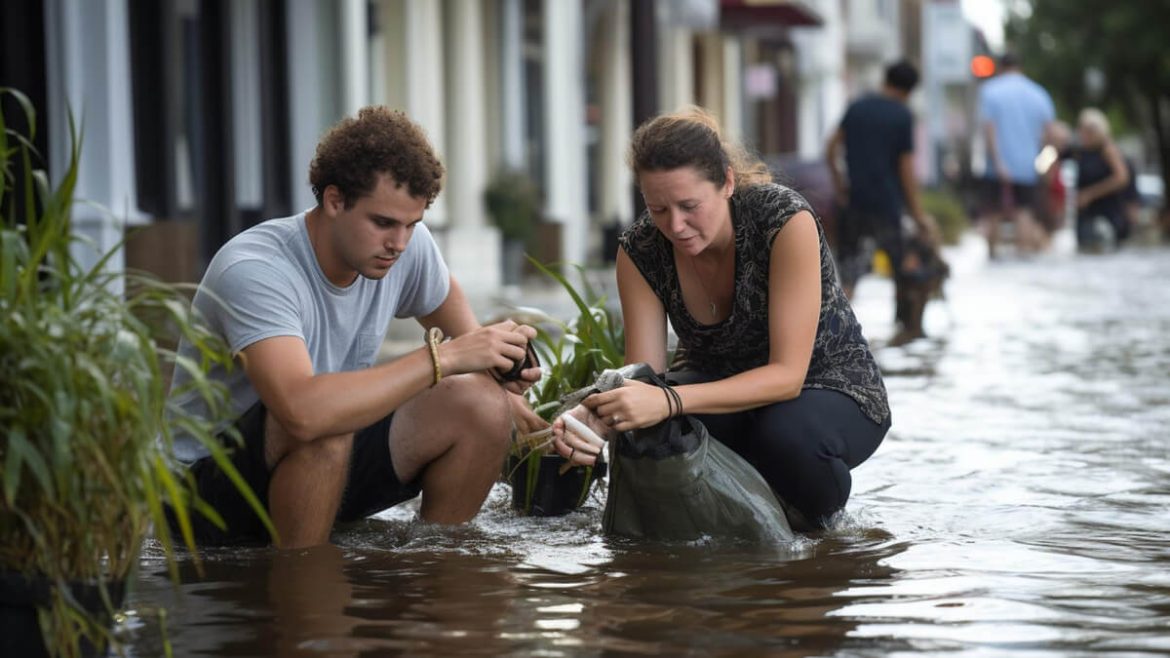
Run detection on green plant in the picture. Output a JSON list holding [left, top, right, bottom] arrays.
[[921, 187, 969, 245], [506, 259, 624, 514], [523, 259, 624, 421], [0, 88, 268, 656], [484, 169, 541, 246]]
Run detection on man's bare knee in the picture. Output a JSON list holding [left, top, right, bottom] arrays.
[[432, 373, 511, 448], [264, 405, 354, 463], [303, 434, 353, 464]]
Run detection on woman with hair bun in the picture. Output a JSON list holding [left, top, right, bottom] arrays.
[[553, 107, 891, 529]]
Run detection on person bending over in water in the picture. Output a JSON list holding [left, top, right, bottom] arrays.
[[552, 107, 891, 529]]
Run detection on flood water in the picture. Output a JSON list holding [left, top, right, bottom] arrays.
[[122, 235, 1170, 657]]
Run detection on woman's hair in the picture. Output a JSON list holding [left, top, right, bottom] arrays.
[[309, 106, 445, 208], [1077, 107, 1112, 140], [627, 106, 772, 190]]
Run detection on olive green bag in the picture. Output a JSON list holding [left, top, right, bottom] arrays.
[[599, 365, 795, 543]]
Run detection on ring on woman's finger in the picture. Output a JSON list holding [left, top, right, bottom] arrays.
[[613, 415, 623, 424]]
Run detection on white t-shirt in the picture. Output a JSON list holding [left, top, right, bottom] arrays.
[[169, 212, 450, 462]]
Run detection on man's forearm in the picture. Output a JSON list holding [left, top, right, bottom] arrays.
[[270, 347, 438, 443]]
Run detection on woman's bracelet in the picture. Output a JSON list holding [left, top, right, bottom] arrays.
[[661, 384, 683, 419], [669, 381, 683, 416], [425, 327, 444, 386]]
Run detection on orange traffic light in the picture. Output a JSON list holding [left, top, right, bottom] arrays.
[[971, 55, 996, 78]]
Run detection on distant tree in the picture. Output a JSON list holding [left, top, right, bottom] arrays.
[[1006, 0, 1170, 222]]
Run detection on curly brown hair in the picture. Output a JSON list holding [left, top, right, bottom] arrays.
[[628, 106, 772, 190], [309, 106, 445, 208]]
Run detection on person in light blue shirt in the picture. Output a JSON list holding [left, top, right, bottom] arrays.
[[979, 53, 1056, 257]]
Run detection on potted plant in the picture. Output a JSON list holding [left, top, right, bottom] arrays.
[[0, 89, 268, 656], [506, 258, 623, 516], [484, 169, 541, 285]]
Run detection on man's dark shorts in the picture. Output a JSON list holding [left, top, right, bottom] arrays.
[[169, 402, 422, 545], [836, 208, 905, 290], [978, 178, 1038, 216]]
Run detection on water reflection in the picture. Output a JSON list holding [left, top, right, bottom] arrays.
[[125, 240, 1170, 656]]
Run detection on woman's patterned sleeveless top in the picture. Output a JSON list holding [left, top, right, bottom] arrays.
[[618, 183, 890, 424]]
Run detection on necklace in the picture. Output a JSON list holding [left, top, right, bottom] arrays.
[[686, 254, 720, 322]]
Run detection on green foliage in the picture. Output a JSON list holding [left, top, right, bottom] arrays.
[[484, 169, 541, 245], [506, 258, 624, 514], [522, 259, 624, 422], [0, 88, 269, 657], [920, 187, 969, 245]]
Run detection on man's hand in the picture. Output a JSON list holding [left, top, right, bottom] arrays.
[[508, 391, 548, 437], [438, 320, 536, 376], [915, 213, 943, 248]]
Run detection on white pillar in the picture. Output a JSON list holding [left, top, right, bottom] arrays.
[[721, 37, 744, 143], [499, 0, 526, 170], [543, 0, 589, 268], [44, 0, 145, 284], [599, 0, 633, 227], [793, 0, 846, 160], [377, 0, 448, 227], [658, 26, 695, 114], [287, 0, 340, 211], [442, 0, 500, 295], [230, 0, 264, 209], [340, 0, 369, 116]]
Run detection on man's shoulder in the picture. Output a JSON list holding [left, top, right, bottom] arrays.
[[205, 215, 305, 282]]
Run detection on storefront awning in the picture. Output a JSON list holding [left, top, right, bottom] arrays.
[[720, 0, 823, 29]]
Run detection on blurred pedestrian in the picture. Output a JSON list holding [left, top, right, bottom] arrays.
[[1063, 108, 1131, 250], [826, 60, 943, 346], [978, 52, 1055, 258], [1037, 120, 1071, 235]]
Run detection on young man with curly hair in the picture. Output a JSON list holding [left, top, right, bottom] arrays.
[[169, 107, 544, 548]]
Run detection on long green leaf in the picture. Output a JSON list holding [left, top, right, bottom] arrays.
[[4, 430, 55, 502]]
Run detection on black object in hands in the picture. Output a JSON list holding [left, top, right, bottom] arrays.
[[499, 341, 541, 381]]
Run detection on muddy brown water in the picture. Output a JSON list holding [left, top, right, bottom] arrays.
[[121, 239, 1170, 656]]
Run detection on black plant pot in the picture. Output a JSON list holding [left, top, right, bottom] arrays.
[[0, 571, 125, 658], [507, 454, 607, 517]]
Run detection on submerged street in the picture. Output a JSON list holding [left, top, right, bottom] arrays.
[[125, 235, 1170, 657]]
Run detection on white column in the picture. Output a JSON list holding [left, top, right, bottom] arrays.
[[442, 0, 500, 295], [340, 0, 370, 115], [499, 0, 526, 170], [44, 0, 145, 283], [543, 0, 589, 268], [721, 37, 744, 142], [230, 0, 263, 209], [793, 0, 846, 159], [658, 26, 695, 114], [377, 0, 448, 227], [286, 0, 337, 211], [599, 0, 633, 227]]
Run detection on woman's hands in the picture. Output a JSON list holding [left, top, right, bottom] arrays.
[[552, 378, 681, 467], [551, 404, 614, 468], [582, 378, 673, 432]]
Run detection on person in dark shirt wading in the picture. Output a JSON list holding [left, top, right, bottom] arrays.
[[827, 60, 942, 346]]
